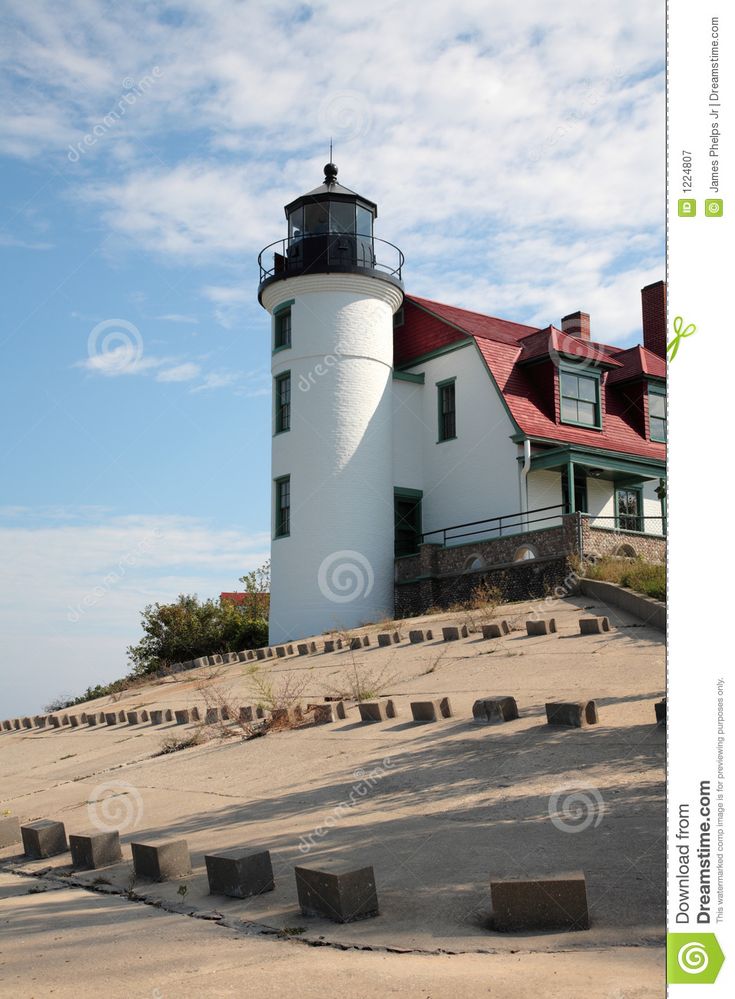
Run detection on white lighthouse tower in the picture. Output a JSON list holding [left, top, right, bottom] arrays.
[[258, 162, 404, 643]]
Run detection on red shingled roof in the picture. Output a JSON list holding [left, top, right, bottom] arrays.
[[396, 296, 666, 462]]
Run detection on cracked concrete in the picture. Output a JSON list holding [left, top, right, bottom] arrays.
[[0, 595, 665, 996]]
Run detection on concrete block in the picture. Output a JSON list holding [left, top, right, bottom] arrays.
[[104, 712, 118, 725], [308, 703, 337, 725], [410, 697, 452, 722], [266, 647, 274, 657], [490, 872, 589, 932], [295, 864, 379, 923], [377, 631, 400, 646], [275, 646, 287, 658], [655, 698, 666, 725], [149, 710, 164, 725], [80, 713, 87, 722], [297, 643, 310, 656], [545, 701, 598, 727], [164, 709, 173, 722], [86, 714, 99, 727], [442, 625, 468, 641], [68, 715, 80, 727], [2, 720, 11, 731], [238, 705, 254, 723], [174, 709, 190, 724], [526, 618, 557, 636], [191, 706, 201, 721], [131, 839, 192, 881], [358, 700, 396, 722], [13, 719, 21, 729], [579, 616, 611, 635], [270, 705, 303, 726], [409, 630, 426, 643], [21, 820, 68, 859], [256, 648, 266, 660], [34, 715, 48, 728], [206, 848, 274, 898], [472, 696, 520, 724], [126, 711, 139, 725], [69, 831, 122, 870], [49, 716, 61, 728], [61, 715, 70, 725], [205, 707, 221, 724], [0, 815, 21, 848], [349, 637, 362, 650], [20, 718, 32, 729], [286, 644, 294, 655], [118, 711, 126, 721], [481, 620, 511, 639], [323, 640, 335, 653], [362, 635, 370, 646], [140, 710, 149, 721]]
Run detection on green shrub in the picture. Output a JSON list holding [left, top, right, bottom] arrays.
[[584, 556, 666, 601]]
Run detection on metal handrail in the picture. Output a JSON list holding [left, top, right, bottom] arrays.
[[257, 233, 404, 284], [421, 504, 567, 547]]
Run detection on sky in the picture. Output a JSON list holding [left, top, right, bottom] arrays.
[[0, 0, 665, 715]]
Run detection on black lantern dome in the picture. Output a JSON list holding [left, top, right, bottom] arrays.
[[258, 163, 403, 302]]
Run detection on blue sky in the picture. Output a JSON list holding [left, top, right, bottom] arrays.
[[0, 0, 664, 714]]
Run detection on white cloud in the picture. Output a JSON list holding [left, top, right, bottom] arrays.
[[0, 509, 270, 715], [156, 313, 199, 325], [156, 362, 201, 382]]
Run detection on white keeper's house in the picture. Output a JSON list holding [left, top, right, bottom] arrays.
[[258, 163, 667, 643]]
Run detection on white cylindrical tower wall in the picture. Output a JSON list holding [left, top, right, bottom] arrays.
[[262, 273, 403, 643]]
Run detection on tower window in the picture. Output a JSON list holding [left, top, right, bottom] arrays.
[[274, 308, 292, 350], [648, 384, 666, 441], [275, 372, 291, 433], [275, 476, 290, 538], [437, 379, 456, 442], [559, 369, 601, 428]]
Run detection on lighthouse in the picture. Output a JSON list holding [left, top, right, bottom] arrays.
[[258, 162, 404, 643]]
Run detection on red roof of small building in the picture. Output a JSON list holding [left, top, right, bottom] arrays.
[[396, 296, 666, 463]]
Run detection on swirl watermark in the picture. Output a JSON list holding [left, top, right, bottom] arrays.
[[87, 319, 144, 374], [318, 550, 374, 604], [298, 757, 398, 854], [677, 941, 708, 974], [87, 780, 144, 833], [548, 329, 600, 375], [548, 783, 605, 833], [318, 90, 372, 143]]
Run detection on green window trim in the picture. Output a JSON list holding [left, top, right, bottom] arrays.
[[274, 371, 291, 434], [648, 383, 667, 442], [615, 484, 643, 532], [273, 305, 292, 353], [273, 299, 295, 314], [437, 377, 457, 442], [558, 365, 602, 430], [274, 475, 291, 538]]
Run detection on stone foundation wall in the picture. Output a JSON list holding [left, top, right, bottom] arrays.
[[394, 514, 666, 616], [582, 522, 666, 563]]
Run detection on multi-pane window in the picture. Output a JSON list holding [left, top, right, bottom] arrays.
[[649, 385, 666, 441], [275, 476, 290, 538], [437, 380, 456, 441], [274, 308, 291, 350], [616, 487, 642, 532], [275, 372, 291, 433], [560, 370, 601, 428]]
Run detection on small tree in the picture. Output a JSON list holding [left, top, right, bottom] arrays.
[[238, 558, 270, 622]]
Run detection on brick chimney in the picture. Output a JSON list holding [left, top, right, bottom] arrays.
[[641, 280, 667, 358], [561, 311, 590, 341]]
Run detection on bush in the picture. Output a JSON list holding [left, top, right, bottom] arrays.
[[584, 556, 666, 601], [127, 594, 268, 677]]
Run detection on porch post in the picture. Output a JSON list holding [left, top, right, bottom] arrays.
[[566, 459, 575, 514]]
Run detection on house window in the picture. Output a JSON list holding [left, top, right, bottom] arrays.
[[649, 385, 666, 441], [559, 370, 601, 428], [616, 486, 643, 532], [275, 372, 291, 433], [275, 476, 290, 538], [437, 379, 456, 441], [274, 307, 292, 350]]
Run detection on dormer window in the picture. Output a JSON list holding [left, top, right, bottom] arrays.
[[559, 368, 601, 429], [648, 384, 666, 441]]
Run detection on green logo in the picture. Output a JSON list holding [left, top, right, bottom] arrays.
[[667, 933, 725, 984], [678, 199, 696, 217], [705, 199, 723, 217]]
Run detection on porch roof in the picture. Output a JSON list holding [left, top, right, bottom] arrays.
[[524, 444, 666, 483]]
